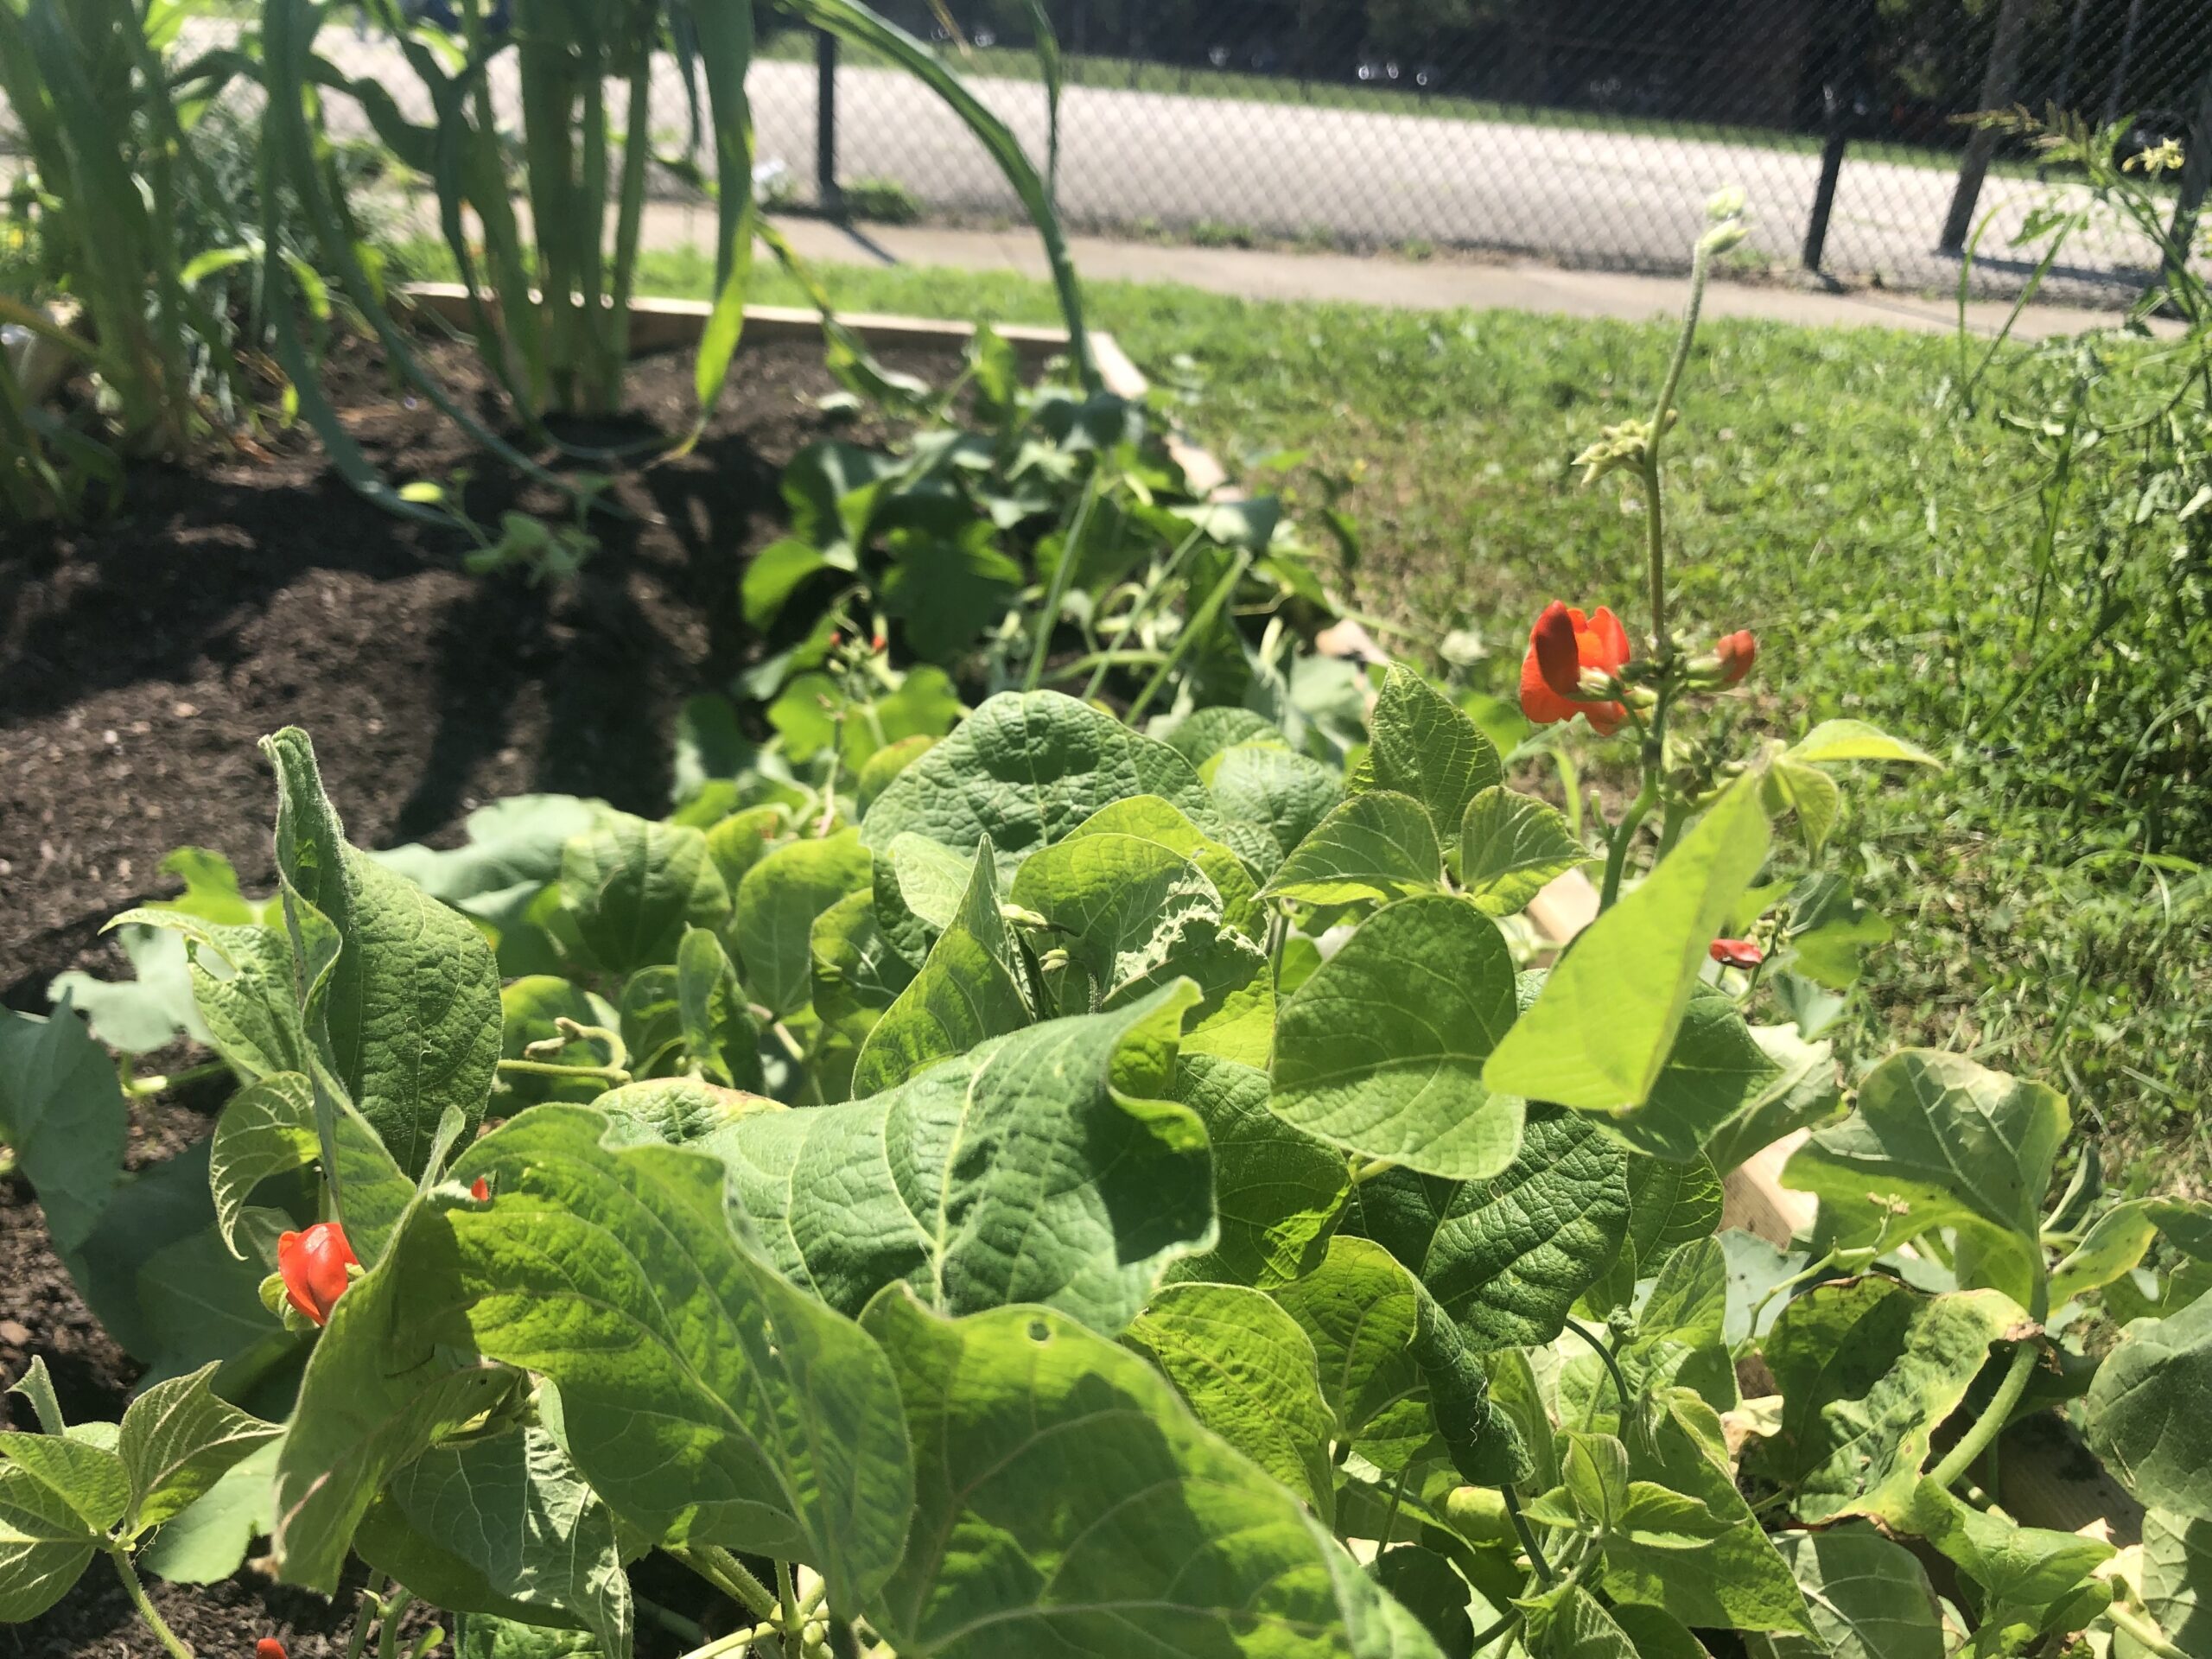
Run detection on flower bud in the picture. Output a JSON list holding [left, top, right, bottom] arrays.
[[470, 1177, 490, 1203], [257, 1641, 289, 1659], [1715, 630, 1757, 686], [1709, 938, 1764, 970]]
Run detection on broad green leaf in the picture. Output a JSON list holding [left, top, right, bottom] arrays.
[[0, 1464, 99, 1622], [861, 690, 1209, 862], [1012, 830, 1228, 1007], [138, 1440, 279, 1585], [557, 810, 732, 977], [619, 968, 684, 1081], [858, 735, 936, 817], [2050, 1199, 2212, 1306], [1271, 895, 1523, 1181], [206, 1069, 414, 1268], [728, 985, 1211, 1335], [0, 1001, 127, 1253], [1782, 875, 1894, 993], [0, 1429, 128, 1535], [1459, 787, 1589, 917], [861, 1293, 1446, 1659], [1166, 706, 1286, 767], [1764, 757, 1844, 855], [264, 729, 503, 1179], [1165, 1056, 1347, 1289], [1373, 1547, 1476, 1659], [1522, 1585, 1638, 1659], [675, 928, 765, 1091], [881, 521, 1025, 661], [115, 1363, 280, 1535], [1607, 1605, 1712, 1659], [380, 1419, 631, 1657], [1262, 791, 1443, 906], [1785, 720, 1939, 767], [734, 829, 873, 1016], [496, 978, 622, 1109], [1620, 1154, 1726, 1280], [1700, 1024, 1845, 1175], [2088, 1294, 2212, 1522], [1757, 1277, 2023, 1524], [1909, 1478, 2112, 1647], [1362, 667, 1503, 847], [1269, 1238, 1428, 1471], [1486, 775, 1770, 1112], [136, 1228, 284, 1383], [107, 912, 313, 1084], [1783, 1050, 2066, 1303], [270, 1197, 518, 1592], [874, 830, 984, 968], [1607, 992, 1785, 1163], [1620, 1236, 1737, 1413], [1745, 1525, 1945, 1659], [1208, 743, 1345, 858], [1562, 1431, 1630, 1530], [1068, 796, 1266, 939], [854, 844, 1029, 1096], [423, 1109, 913, 1608], [1355, 1106, 1630, 1351], [1614, 1389, 1815, 1636], [1125, 1283, 1338, 1519], [589, 1078, 781, 1155], [703, 804, 791, 896], [375, 795, 599, 907], [49, 923, 207, 1056], [811, 889, 917, 1029], [2141, 1510, 2212, 1659]]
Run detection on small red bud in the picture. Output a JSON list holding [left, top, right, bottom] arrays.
[[1715, 630, 1758, 686], [257, 1637, 289, 1659], [1709, 938, 1764, 970], [470, 1177, 490, 1202], [871, 629, 888, 654], [828, 629, 843, 648]]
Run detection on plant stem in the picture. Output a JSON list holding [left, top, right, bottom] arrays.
[[1082, 524, 1205, 703], [1466, 1608, 1522, 1655], [1125, 549, 1255, 726], [674, 1544, 781, 1624], [109, 1548, 194, 1659], [779, 1560, 804, 1659], [2107, 1601, 2191, 1659], [1027, 468, 1103, 692], [1501, 1486, 1555, 1586], [495, 1058, 631, 1087], [120, 1057, 231, 1099], [635, 1593, 709, 1646], [1563, 1317, 1633, 1421], [1929, 1333, 2043, 1491], [1599, 780, 1659, 911], [1375, 1465, 1409, 1559]]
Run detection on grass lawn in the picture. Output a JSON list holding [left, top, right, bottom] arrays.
[[409, 242, 2212, 1186]]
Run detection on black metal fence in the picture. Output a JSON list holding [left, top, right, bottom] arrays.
[[760, 0, 2212, 301]]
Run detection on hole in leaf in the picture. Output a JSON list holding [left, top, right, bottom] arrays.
[[1027, 1318, 1051, 1344]]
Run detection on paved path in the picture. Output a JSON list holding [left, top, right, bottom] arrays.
[[281, 22, 2178, 306]]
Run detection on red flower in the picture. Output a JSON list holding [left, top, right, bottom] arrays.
[[469, 1177, 490, 1202], [257, 1641, 288, 1659], [1715, 630, 1758, 686], [276, 1222, 359, 1327], [1520, 602, 1632, 735], [1709, 938, 1764, 970]]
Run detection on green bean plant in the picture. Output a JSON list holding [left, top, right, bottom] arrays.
[[270, 0, 1090, 445]]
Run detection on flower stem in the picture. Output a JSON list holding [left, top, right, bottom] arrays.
[[1027, 467, 1103, 693], [779, 1560, 804, 1659], [1501, 1485, 1555, 1586], [1599, 781, 1659, 911], [2107, 1601, 2190, 1659], [109, 1548, 194, 1659], [1929, 1334, 2042, 1491], [1563, 1317, 1633, 1422], [674, 1544, 781, 1624]]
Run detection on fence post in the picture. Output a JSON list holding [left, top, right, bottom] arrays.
[[1939, 0, 2032, 253], [817, 28, 842, 215], [1803, 0, 1871, 274]]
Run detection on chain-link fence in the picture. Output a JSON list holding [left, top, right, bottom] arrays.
[[759, 0, 2212, 302]]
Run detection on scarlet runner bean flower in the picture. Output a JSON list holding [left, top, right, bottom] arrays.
[[276, 1221, 359, 1326], [257, 1641, 288, 1659], [1520, 601, 1632, 735], [1714, 630, 1758, 686], [470, 1177, 490, 1202], [1709, 938, 1764, 970]]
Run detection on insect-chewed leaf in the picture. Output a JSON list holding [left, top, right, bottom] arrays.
[[861, 690, 1209, 862], [1271, 895, 1524, 1181], [1783, 1049, 2066, 1304], [1487, 775, 1770, 1114], [2088, 1293, 2212, 1522], [734, 829, 872, 1016], [111, 1363, 277, 1538], [1069, 796, 1266, 938], [728, 983, 1212, 1337], [860, 1292, 1446, 1659], [1755, 1276, 2023, 1525], [1124, 1283, 1338, 1521], [1458, 786, 1588, 916], [425, 1109, 913, 1611], [558, 809, 731, 978], [1262, 790, 1442, 906], [264, 729, 502, 1179]]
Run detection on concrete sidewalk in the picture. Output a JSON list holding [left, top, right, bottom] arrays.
[[683, 207, 2159, 341]]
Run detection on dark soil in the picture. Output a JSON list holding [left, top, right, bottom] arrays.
[[0, 329, 930, 1656]]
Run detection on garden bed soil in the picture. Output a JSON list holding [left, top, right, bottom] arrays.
[[1, 330, 934, 1656]]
